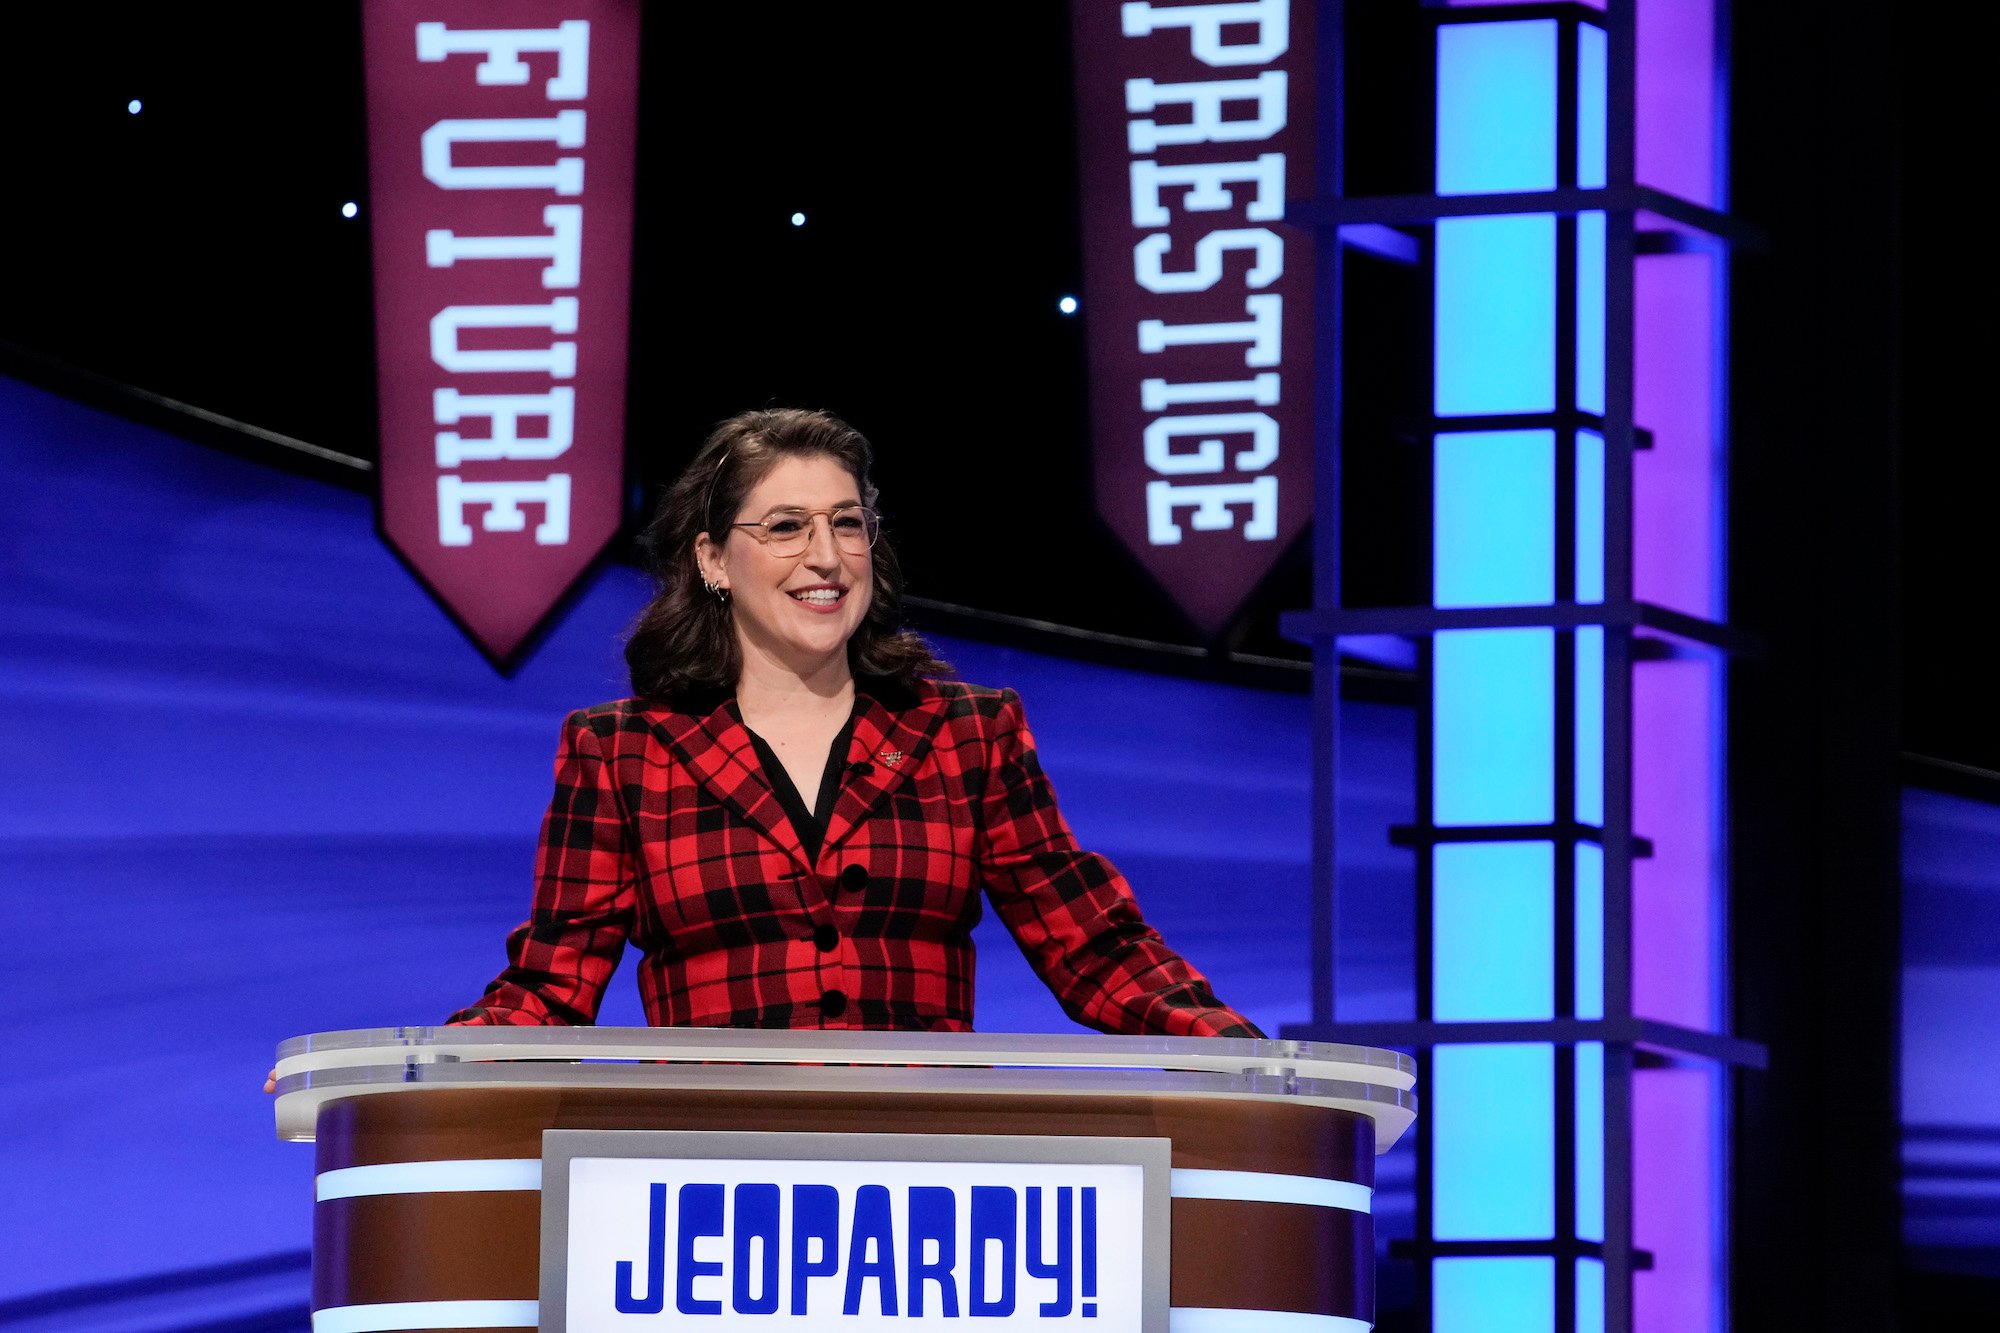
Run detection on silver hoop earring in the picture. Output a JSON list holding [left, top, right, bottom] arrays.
[[701, 575, 729, 604]]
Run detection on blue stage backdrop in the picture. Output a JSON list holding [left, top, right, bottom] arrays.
[[1903, 785, 2000, 1279], [0, 372, 1422, 1316]]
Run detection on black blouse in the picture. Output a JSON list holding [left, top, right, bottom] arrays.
[[744, 708, 862, 863]]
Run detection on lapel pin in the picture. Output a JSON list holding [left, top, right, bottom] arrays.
[[878, 749, 905, 768]]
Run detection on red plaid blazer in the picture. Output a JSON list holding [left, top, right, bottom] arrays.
[[450, 678, 1257, 1036]]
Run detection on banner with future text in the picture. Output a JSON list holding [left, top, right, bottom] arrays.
[[1071, 0, 1316, 638], [362, 1, 640, 666]]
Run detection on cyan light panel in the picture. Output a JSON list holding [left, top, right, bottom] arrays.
[[1434, 841, 1556, 1020], [1435, 1257, 1556, 1331], [1434, 628, 1556, 825], [1577, 213, 1607, 416], [1575, 622, 1606, 829], [1576, 433, 1606, 604], [1435, 215, 1558, 415], [1434, 1043, 1557, 1238], [1577, 1039, 1606, 1242], [1435, 430, 1556, 608], [1578, 1257, 1607, 1333], [1437, 20, 1559, 195], [1576, 842, 1605, 1019], [1578, 23, 1608, 189]]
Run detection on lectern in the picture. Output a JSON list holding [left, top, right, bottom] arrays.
[[275, 1028, 1414, 1333]]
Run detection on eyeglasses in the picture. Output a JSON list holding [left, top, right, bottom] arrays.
[[729, 505, 880, 557]]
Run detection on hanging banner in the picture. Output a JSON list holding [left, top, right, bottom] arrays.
[[362, 1, 640, 666], [1071, 0, 1316, 638]]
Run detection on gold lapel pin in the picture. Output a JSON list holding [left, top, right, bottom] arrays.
[[878, 749, 905, 768]]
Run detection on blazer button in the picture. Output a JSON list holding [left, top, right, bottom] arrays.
[[839, 864, 869, 892], [819, 989, 848, 1018], [813, 924, 839, 953]]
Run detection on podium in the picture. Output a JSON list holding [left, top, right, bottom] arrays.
[[275, 1028, 1414, 1333]]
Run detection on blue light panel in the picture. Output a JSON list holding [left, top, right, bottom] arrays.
[[1435, 1258, 1556, 1329], [1576, 843, 1605, 1019], [1577, 213, 1606, 415], [1437, 21, 1558, 196], [1577, 1258, 1606, 1333], [1577, 1039, 1606, 1243], [1576, 432, 1606, 604], [1577, 24, 1608, 189], [1434, 1045, 1556, 1238], [1435, 215, 1558, 416], [1435, 842, 1555, 1020], [1576, 23, 1607, 419], [1575, 624, 1605, 828], [1434, 629, 1555, 825], [1435, 430, 1556, 608]]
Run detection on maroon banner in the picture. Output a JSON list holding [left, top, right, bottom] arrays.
[[1071, 0, 1316, 638], [363, 2, 640, 665]]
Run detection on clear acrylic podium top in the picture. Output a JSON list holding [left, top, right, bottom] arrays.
[[273, 1026, 1417, 1149]]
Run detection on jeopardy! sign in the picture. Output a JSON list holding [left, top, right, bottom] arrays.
[[361, 2, 640, 666], [1071, 0, 1317, 638], [542, 1133, 1169, 1333]]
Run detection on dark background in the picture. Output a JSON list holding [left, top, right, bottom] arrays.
[[4, 3, 1986, 770]]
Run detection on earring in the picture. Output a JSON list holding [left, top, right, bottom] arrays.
[[701, 574, 729, 603]]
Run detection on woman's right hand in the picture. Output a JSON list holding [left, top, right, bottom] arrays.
[[263, 1067, 277, 1095]]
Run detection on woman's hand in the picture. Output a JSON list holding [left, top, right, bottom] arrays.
[[263, 1067, 278, 1095]]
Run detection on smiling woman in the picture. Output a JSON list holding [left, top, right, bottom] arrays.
[[444, 407, 1260, 1037]]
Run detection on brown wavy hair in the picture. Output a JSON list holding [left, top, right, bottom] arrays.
[[624, 408, 951, 701]]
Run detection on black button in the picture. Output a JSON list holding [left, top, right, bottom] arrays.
[[839, 864, 869, 891], [813, 924, 839, 953], [819, 989, 847, 1017], [849, 760, 875, 778]]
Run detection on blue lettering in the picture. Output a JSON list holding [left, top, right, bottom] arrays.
[[613, 1182, 667, 1314], [731, 1183, 781, 1315], [676, 1183, 725, 1315], [906, 1185, 960, 1317], [791, 1184, 841, 1315], [1026, 1186, 1074, 1317], [969, 1185, 1018, 1317], [842, 1184, 899, 1316]]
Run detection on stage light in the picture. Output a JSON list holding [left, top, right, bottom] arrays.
[[1058, 295, 1079, 315], [127, 99, 142, 115], [790, 212, 806, 227], [342, 202, 360, 219]]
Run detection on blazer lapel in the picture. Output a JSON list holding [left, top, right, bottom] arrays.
[[819, 681, 951, 857], [649, 696, 810, 869]]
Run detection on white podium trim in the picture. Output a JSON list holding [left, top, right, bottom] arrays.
[[1170, 1310, 1372, 1332], [311, 1300, 537, 1333], [1170, 1167, 1373, 1213], [313, 1158, 1372, 1216], [307, 1300, 1369, 1333], [317, 1159, 542, 1200]]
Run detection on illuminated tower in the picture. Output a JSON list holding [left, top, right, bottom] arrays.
[[1284, 3, 1763, 1329]]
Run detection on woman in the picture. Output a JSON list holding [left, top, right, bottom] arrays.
[[448, 407, 1257, 1037]]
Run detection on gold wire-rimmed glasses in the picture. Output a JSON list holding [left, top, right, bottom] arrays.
[[729, 505, 880, 557]]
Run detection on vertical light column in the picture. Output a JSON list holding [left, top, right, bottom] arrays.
[[1281, 4, 1754, 1330], [1428, 18, 1568, 1331]]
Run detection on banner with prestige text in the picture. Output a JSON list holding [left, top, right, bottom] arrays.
[[363, 1, 640, 666], [1072, 0, 1316, 638]]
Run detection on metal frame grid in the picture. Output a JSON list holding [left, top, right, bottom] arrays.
[[1281, 2, 1763, 1330]]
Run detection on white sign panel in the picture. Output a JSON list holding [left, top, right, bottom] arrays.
[[542, 1132, 1170, 1333]]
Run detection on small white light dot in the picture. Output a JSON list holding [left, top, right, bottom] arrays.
[[790, 212, 806, 227], [127, 99, 143, 115], [341, 201, 360, 219], [1058, 295, 1079, 316]]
